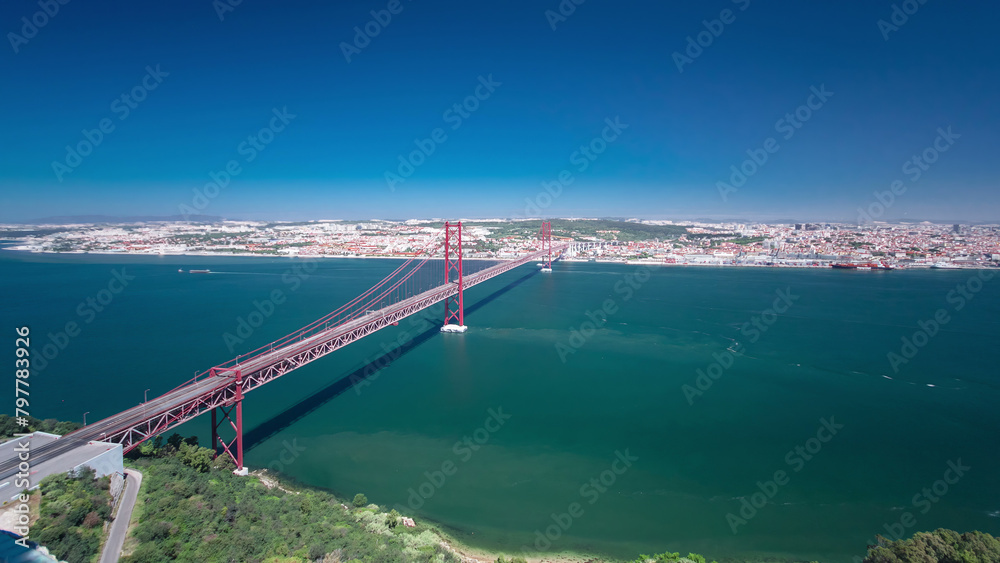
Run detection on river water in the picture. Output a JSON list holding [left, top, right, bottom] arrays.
[[2, 246, 998, 562]]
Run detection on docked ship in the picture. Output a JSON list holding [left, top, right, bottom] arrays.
[[930, 262, 961, 269], [830, 262, 894, 270]]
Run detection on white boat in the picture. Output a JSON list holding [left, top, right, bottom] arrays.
[[931, 262, 961, 269]]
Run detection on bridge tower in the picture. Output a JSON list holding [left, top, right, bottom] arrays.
[[441, 221, 467, 333], [210, 367, 249, 475], [540, 221, 553, 272]]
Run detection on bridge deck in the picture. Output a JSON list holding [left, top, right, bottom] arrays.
[[0, 244, 566, 478]]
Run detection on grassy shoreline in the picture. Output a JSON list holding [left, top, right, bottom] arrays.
[[248, 466, 610, 563], [234, 461, 616, 563]]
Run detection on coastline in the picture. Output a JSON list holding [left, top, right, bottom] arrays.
[[251, 469, 610, 563], [0, 246, 502, 261], [2, 246, 995, 270], [435, 534, 605, 563]]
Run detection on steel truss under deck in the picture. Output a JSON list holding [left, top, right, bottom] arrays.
[[69, 223, 562, 471]]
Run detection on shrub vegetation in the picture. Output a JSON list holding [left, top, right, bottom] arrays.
[[121, 435, 460, 562], [863, 529, 1000, 563], [32, 466, 113, 563]]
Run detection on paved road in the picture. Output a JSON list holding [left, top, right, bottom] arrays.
[[100, 469, 143, 563], [0, 376, 227, 481]]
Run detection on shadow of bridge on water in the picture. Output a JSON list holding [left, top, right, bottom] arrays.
[[242, 267, 541, 451]]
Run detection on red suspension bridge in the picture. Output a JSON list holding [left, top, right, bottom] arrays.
[[1, 222, 564, 476]]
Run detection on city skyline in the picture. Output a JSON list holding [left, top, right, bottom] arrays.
[[2, 1, 998, 222], [5, 213, 1000, 227]]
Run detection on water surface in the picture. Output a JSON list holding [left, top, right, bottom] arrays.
[[2, 248, 998, 562]]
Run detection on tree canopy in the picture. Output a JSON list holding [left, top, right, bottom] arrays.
[[864, 529, 1000, 563]]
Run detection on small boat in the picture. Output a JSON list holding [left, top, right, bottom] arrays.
[[178, 269, 183, 273], [189, 269, 211, 274]]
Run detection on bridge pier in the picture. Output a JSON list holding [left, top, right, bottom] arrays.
[[70, 235, 570, 466], [210, 367, 248, 475], [540, 221, 553, 272], [442, 221, 467, 333]]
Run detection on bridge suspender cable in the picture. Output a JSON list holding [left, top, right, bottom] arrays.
[[62, 221, 560, 475]]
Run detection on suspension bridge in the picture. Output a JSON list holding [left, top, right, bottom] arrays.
[[1, 221, 565, 476]]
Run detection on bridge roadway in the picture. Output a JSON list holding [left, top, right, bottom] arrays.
[[0, 245, 566, 480]]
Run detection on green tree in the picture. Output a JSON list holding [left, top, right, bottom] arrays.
[[211, 452, 235, 471], [352, 493, 368, 507], [863, 529, 1000, 563], [138, 440, 158, 457], [166, 433, 184, 449], [177, 442, 213, 472]]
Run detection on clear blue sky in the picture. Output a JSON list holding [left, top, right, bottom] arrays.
[[1, 0, 997, 222]]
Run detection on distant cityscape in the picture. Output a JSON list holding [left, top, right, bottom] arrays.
[[3, 218, 999, 269]]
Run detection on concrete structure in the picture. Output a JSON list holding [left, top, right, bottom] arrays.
[[0, 433, 123, 503]]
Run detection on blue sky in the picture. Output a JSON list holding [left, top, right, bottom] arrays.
[[1, 0, 998, 222]]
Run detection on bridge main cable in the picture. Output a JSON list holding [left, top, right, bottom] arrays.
[[7, 226, 564, 476]]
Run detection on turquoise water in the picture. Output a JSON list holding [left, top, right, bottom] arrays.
[[2, 246, 998, 562]]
